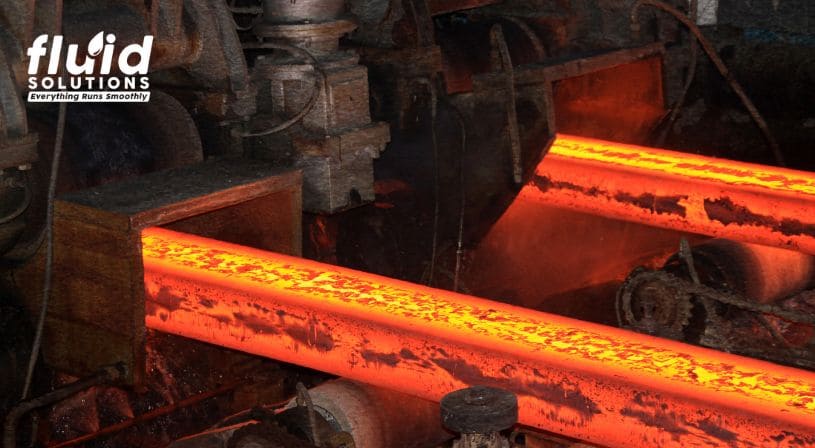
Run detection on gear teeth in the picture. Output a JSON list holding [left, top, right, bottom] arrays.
[[618, 270, 694, 341], [673, 292, 694, 332]]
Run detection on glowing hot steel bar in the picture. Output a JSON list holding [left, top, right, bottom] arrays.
[[528, 134, 815, 254], [142, 228, 815, 448]]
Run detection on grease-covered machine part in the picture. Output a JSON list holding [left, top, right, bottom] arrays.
[[664, 239, 815, 303], [617, 268, 815, 369], [441, 386, 518, 434], [441, 386, 518, 448], [287, 379, 452, 448]]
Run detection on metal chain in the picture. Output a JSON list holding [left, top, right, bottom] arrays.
[[628, 270, 815, 326]]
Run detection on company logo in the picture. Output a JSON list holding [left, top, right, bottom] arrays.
[[26, 32, 153, 103]]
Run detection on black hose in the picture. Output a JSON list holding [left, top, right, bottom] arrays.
[[20, 101, 67, 401], [449, 105, 467, 293], [415, 77, 440, 286]]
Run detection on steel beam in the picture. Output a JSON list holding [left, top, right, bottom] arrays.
[[143, 227, 815, 448], [526, 134, 815, 254]]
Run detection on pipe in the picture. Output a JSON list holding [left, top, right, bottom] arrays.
[[524, 134, 815, 254], [142, 227, 815, 448]]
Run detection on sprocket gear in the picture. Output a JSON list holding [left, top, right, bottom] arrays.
[[616, 269, 694, 340]]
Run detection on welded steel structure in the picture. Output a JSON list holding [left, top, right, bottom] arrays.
[[526, 135, 815, 254], [143, 227, 815, 448]]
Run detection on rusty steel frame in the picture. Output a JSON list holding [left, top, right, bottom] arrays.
[[142, 227, 815, 448], [526, 134, 815, 254]]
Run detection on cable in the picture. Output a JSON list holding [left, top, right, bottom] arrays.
[[678, 237, 701, 285], [429, 82, 439, 287], [20, 101, 67, 401], [415, 77, 440, 286], [449, 105, 467, 293], [239, 42, 326, 138], [0, 171, 32, 225], [631, 0, 786, 166], [490, 24, 523, 184], [498, 16, 547, 61], [653, 0, 698, 147]]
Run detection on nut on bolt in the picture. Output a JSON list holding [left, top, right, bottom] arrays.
[[441, 386, 518, 447]]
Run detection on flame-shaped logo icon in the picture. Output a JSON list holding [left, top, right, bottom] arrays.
[[88, 32, 104, 57]]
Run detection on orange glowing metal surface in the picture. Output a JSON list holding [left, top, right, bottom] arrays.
[[527, 134, 815, 254], [143, 227, 815, 448], [549, 135, 815, 195]]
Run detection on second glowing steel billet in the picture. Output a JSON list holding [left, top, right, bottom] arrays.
[[529, 134, 815, 254]]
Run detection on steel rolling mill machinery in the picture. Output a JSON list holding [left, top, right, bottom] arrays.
[[0, 0, 815, 447]]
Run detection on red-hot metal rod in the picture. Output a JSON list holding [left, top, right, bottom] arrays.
[[142, 228, 815, 448], [526, 134, 815, 254]]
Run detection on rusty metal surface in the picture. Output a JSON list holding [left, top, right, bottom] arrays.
[[515, 43, 666, 84], [252, 20, 358, 55], [13, 164, 301, 384], [262, 0, 346, 23], [428, 0, 504, 15], [0, 35, 36, 170], [525, 134, 815, 255], [0, 136, 39, 171], [143, 227, 815, 448], [246, 12, 389, 214]]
